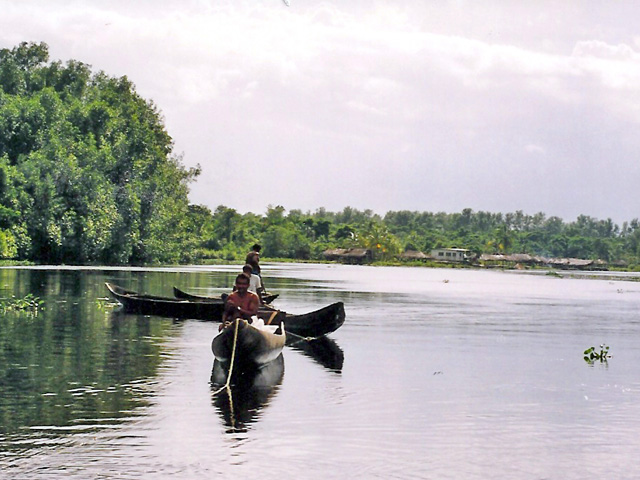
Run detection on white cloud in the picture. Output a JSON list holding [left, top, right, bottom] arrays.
[[525, 144, 546, 155], [573, 40, 638, 61], [2, 1, 640, 221]]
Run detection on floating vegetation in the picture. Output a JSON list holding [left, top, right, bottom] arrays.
[[96, 297, 120, 311], [584, 344, 611, 364], [0, 294, 44, 315]]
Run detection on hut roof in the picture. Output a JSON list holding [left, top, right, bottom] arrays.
[[346, 248, 371, 257], [480, 254, 505, 261], [399, 250, 429, 259], [323, 248, 371, 258], [323, 248, 348, 256], [567, 258, 593, 267], [504, 253, 534, 262]]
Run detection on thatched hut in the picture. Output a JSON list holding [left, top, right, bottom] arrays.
[[398, 250, 430, 261], [323, 248, 373, 264]]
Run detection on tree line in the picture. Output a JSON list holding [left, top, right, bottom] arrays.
[[2, 42, 639, 268], [195, 205, 640, 267]]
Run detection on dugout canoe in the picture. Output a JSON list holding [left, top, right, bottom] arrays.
[[105, 283, 346, 338], [212, 318, 286, 370], [105, 282, 225, 319], [173, 286, 279, 305]]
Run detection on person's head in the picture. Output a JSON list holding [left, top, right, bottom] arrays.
[[251, 243, 262, 252], [242, 264, 253, 275], [235, 273, 250, 293]]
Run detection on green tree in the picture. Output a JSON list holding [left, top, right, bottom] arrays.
[[0, 42, 200, 264]]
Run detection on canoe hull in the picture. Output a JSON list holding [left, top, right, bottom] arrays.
[[106, 283, 346, 337], [212, 319, 286, 370], [105, 283, 224, 319], [173, 286, 279, 305]]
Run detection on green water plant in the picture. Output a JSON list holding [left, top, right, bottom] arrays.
[[584, 344, 611, 364], [96, 297, 120, 311], [0, 294, 43, 314]]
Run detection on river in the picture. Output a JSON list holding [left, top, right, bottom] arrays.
[[1, 264, 639, 479]]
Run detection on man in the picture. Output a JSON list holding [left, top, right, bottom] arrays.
[[242, 264, 265, 303], [221, 273, 260, 326], [245, 243, 261, 275]]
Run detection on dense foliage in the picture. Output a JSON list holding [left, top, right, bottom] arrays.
[[0, 42, 199, 264], [195, 205, 640, 268], [2, 42, 639, 268]]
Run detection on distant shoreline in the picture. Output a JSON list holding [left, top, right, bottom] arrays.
[[3, 259, 640, 283]]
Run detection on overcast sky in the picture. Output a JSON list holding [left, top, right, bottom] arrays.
[[2, 0, 640, 223]]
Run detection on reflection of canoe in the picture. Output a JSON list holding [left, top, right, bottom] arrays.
[[211, 354, 284, 433], [212, 318, 285, 370], [287, 335, 344, 372], [173, 286, 279, 305], [106, 283, 346, 338], [105, 282, 224, 319]]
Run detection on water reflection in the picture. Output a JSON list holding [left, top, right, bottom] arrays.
[[287, 336, 344, 372], [210, 334, 344, 434], [211, 355, 285, 433], [0, 286, 178, 453]]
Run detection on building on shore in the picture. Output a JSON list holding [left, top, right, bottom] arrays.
[[430, 248, 470, 263]]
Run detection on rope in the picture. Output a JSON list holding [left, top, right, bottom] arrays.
[[212, 318, 241, 396], [266, 310, 279, 325]]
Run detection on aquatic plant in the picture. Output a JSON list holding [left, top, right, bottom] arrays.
[[96, 297, 120, 311], [584, 344, 611, 364], [0, 294, 43, 315]]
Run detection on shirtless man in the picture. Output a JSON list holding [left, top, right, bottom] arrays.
[[221, 273, 260, 327], [245, 243, 261, 275]]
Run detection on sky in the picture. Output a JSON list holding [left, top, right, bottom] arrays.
[[2, 0, 640, 223]]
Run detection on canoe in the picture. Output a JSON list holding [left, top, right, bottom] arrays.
[[173, 286, 279, 305], [106, 282, 346, 338], [264, 301, 345, 338], [212, 318, 285, 370], [105, 282, 224, 319]]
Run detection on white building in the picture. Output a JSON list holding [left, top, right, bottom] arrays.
[[430, 248, 470, 262]]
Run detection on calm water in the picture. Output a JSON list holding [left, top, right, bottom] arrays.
[[1, 264, 640, 479]]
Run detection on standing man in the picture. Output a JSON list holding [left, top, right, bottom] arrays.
[[246, 243, 261, 275], [222, 273, 260, 326]]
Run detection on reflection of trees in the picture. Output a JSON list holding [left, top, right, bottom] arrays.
[[0, 304, 175, 439]]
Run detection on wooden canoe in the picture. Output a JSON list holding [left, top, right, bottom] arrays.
[[212, 318, 285, 370], [105, 282, 225, 319], [173, 286, 279, 305], [106, 282, 346, 338]]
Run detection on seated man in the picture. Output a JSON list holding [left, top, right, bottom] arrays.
[[242, 264, 266, 303], [221, 273, 260, 328]]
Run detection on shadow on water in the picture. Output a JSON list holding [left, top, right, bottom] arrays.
[[211, 354, 285, 434]]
